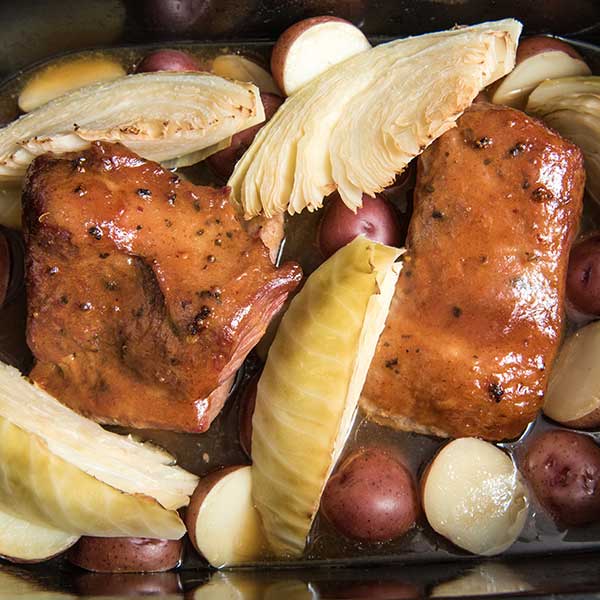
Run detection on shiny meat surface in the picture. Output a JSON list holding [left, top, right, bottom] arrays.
[[24, 142, 301, 432], [362, 104, 585, 441]]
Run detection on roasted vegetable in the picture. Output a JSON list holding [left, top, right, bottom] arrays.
[[422, 438, 529, 556], [251, 237, 402, 556], [0, 362, 197, 538], [18, 56, 126, 113], [526, 76, 600, 202], [544, 321, 600, 428], [0, 72, 265, 184], [229, 19, 521, 218], [0, 505, 78, 563]]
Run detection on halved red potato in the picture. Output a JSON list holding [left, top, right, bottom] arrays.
[[491, 36, 591, 109], [544, 321, 600, 429], [271, 16, 371, 96], [0, 506, 78, 564], [18, 56, 126, 112], [185, 466, 268, 567], [422, 438, 529, 556], [136, 49, 201, 73], [67, 536, 182, 573]]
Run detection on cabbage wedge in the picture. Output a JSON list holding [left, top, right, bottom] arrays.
[[526, 76, 600, 203], [0, 362, 197, 538], [230, 19, 521, 218], [0, 71, 264, 183], [251, 237, 403, 556]]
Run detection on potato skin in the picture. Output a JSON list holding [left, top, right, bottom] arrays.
[[67, 537, 182, 573], [270, 16, 355, 95], [321, 447, 420, 542], [136, 49, 200, 73], [318, 193, 403, 258], [523, 430, 600, 527], [516, 36, 585, 64], [207, 93, 283, 179], [184, 466, 241, 554], [566, 234, 600, 317]]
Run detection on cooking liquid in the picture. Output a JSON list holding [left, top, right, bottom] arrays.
[[0, 41, 600, 569]]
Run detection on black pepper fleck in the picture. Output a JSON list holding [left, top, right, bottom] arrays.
[[207, 255, 216, 263], [136, 225, 143, 231], [522, 180, 530, 190], [193, 201, 201, 212], [532, 187, 553, 203], [452, 306, 462, 318], [488, 382, 504, 403], [72, 157, 86, 172], [483, 158, 493, 165], [432, 210, 444, 220], [385, 358, 398, 369], [214, 238, 222, 246], [99, 252, 110, 259], [133, 307, 144, 318], [508, 142, 527, 157], [474, 137, 492, 149], [196, 229, 205, 236], [136, 188, 152, 200], [88, 226, 103, 240], [226, 231, 234, 239], [165, 219, 173, 228], [424, 183, 435, 194], [74, 184, 86, 196], [60, 295, 69, 305]]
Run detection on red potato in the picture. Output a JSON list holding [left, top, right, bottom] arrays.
[[318, 192, 403, 258], [321, 447, 420, 542], [135, 49, 201, 73], [0, 507, 78, 564], [566, 234, 600, 317], [523, 430, 600, 527], [422, 438, 529, 556], [238, 374, 259, 458], [185, 465, 268, 567], [67, 536, 182, 573], [211, 54, 281, 95], [207, 92, 283, 179], [271, 16, 371, 96], [491, 36, 590, 109]]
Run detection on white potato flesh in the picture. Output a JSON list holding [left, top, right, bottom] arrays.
[[492, 51, 591, 109], [544, 321, 600, 425], [211, 55, 280, 95], [18, 56, 126, 113], [0, 505, 78, 563], [281, 21, 371, 95], [423, 438, 529, 556], [190, 466, 268, 567]]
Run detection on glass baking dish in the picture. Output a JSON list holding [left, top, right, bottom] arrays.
[[0, 1, 599, 597]]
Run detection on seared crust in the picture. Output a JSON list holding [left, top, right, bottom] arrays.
[[361, 103, 585, 441], [24, 142, 301, 432]]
